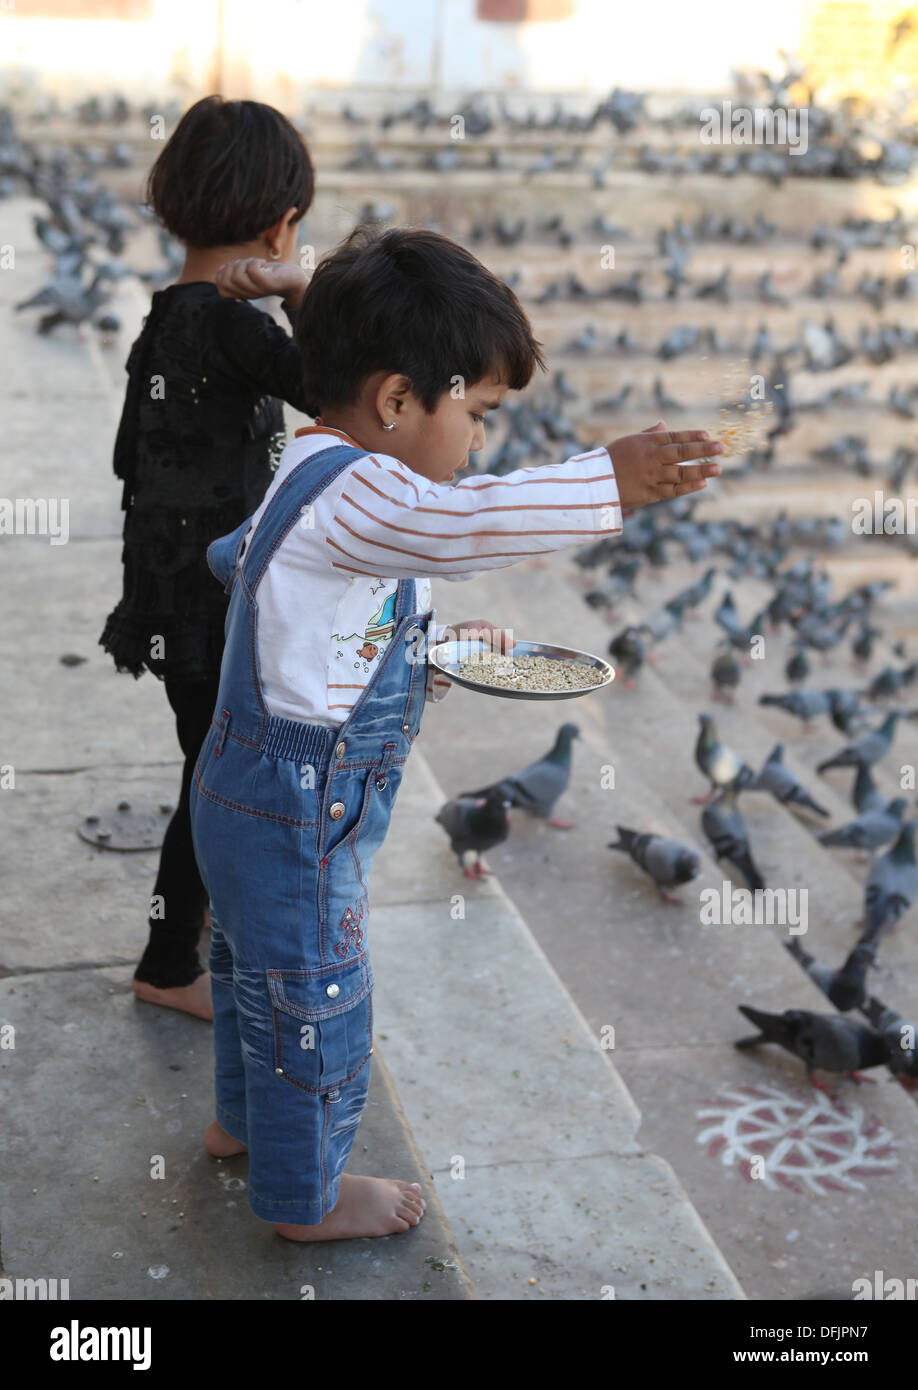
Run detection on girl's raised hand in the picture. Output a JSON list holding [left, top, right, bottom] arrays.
[[215, 258, 309, 310]]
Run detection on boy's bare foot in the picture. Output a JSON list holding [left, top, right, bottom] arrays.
[[274, 1174, 426, 1241], [203, 1120, 248, 1157], [132, 971, 214, 1021]]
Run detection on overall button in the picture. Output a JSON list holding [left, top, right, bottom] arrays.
[[329, 802, 345, 819], [335, 741, 346, 759], [326, 983, 340, 999], [376, 776, 388, 791], [402, 724, 411, 734]]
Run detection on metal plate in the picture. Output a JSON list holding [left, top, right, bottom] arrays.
[[428, 638, 615, 701], [77, 799, 174, 851]]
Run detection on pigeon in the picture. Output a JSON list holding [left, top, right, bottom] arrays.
[[785, 647, 810, 685], [783, 939, 876, 1011], [592, 383, 632, 412], [673, 565, 717, 615], [714, 590, 766, 653], [435, 789, 511, 880], [607, 827, 701, 904], [860, 996, 918, 1084], [758, 688, 832, 728], [752, 744, 830, 818], [694, 714, 756, 802], [734, 1006, 888, 1088], [711, 649, 741, 702], [860, 820, 918, 944], [460, 723, 580, 829], [701, 784, 765, 890], [652, 377, 682, 412], [852, 765, 887, 817], [826, 687, 870, 738], [583, 558, 640, 612], [637, 599, 683, 645], [817, 711, 900, 773], [818, 798, 907, 853], [608, 627, 645, 686]]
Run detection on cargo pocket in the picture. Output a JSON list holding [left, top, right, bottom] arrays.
[[267, 954, 374, 1095]]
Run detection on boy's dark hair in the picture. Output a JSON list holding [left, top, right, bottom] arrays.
[[295, 225, 546, 414], [146, 96, 314, 248]]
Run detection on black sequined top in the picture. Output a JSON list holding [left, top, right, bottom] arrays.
[[99, 282, 309, 682]]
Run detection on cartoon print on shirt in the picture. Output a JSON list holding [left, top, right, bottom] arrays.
[[331, 580, 399, 674]]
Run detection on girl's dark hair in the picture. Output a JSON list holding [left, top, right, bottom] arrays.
[[295, 225, 546, 413], [146, 96, 314, 248]]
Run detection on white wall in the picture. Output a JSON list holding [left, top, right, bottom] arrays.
[[1, 0, 810, 103]]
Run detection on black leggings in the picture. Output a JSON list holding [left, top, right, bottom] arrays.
[[134, 677, 219, 989]]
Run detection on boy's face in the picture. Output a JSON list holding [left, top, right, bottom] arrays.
[[397, 374, 509, 484]]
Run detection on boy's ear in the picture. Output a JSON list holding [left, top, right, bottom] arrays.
[[376, 373, 415, 423]]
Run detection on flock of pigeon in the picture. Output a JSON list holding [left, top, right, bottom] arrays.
[[1, 105, 181, 336], [8, 72, 918, 1098], [435, 506, 918, 1094], [336, 56, 917, 187]]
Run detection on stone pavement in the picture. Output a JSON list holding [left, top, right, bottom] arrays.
[[0, 191, 743, 1300]]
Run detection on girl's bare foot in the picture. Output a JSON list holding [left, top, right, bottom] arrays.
[[132, 971, 214, 1021], [274, 1174, 426, 1241], [203, 1120, 248, 1157]]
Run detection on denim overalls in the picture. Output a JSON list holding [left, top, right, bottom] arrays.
[[190, 443, 433, 1224]]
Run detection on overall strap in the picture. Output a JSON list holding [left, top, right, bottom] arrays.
[[240, 443, 367, 595]]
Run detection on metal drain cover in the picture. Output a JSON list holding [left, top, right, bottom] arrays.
[[78, 799, 174, 851]]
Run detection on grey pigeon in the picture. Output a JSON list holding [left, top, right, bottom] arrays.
[[607, 826, 701, 904], [783, 938, 876, 1011], [583, 558, 639, 612], [694, 713, 756, 802], [860, 820, 918, 945], [701, 784, 765, 890], [860, 996, 918, 1085], [817, 711, 900, 773], [852, 764, 886, 815], [785, 647, 810, 684], [435, 788, 511, 880], [608, 627, 645, 686], [638, 599, 683, 645], [759, 688, 832, 727], [735, 1006, 888, 1087], [826, 687, 870, 737], [711, 649, 741, 702], [818, 798, 907, 853], [674, 565, 717, 614], [460, 723, 580, 829], [752, 743, 829, 818]]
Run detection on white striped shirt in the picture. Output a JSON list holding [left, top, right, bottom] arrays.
[[242, 426, 622, 728]]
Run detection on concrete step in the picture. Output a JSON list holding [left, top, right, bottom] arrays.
[[0, 232, 476, 1300], [369, 751, 745, 1300]]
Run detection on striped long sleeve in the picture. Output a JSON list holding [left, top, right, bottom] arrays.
[[325, 446, 622, 581]]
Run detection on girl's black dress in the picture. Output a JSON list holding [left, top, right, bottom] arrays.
[[100, 282, 310, 989]]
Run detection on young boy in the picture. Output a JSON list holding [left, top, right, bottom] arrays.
[[190, 225, 723, 1241]]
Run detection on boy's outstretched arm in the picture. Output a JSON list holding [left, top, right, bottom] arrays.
[[324, 429, 722, 583]]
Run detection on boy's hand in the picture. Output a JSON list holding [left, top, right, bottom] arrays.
[[215, 258, 309, 311], [607, 420, 723, 510], [434, 618, 516, 651]]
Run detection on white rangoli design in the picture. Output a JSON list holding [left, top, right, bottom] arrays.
[[697, 1083, 898, 1195]]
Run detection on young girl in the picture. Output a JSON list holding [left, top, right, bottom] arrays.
[[191, 225, 723, 1240], [99, 96, 315, 1021]]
